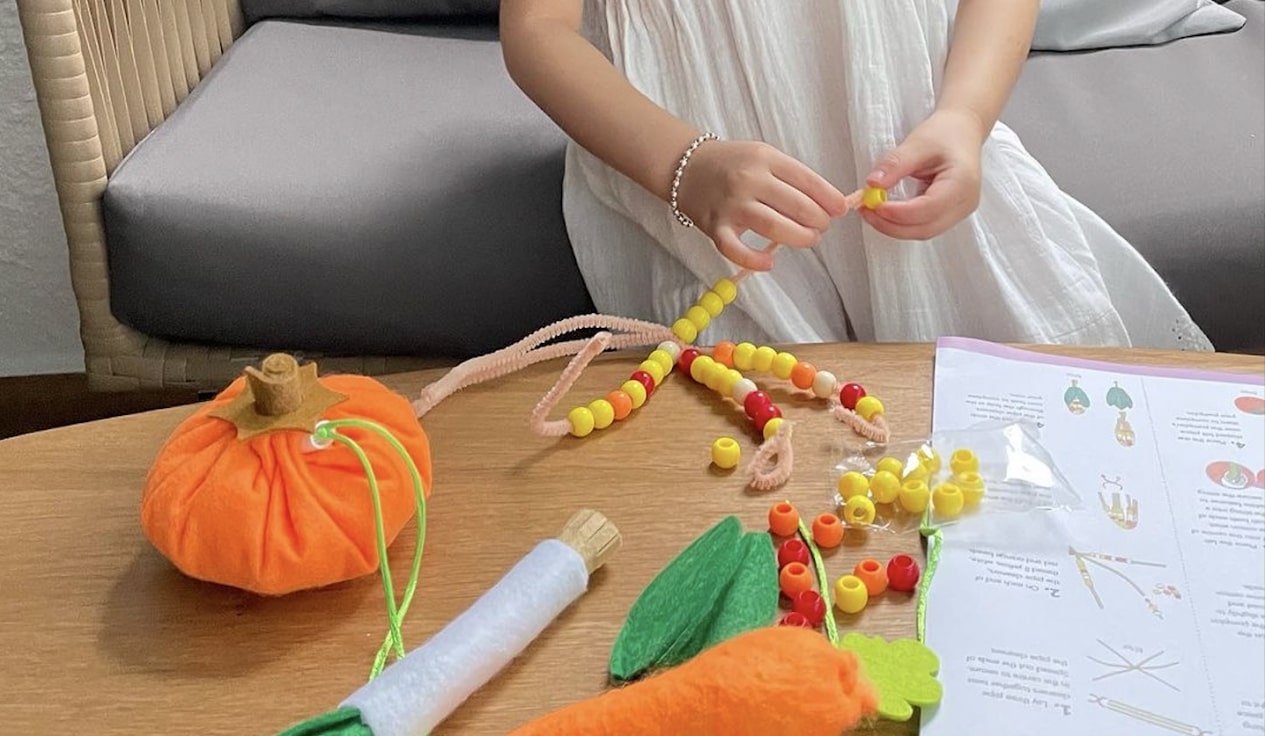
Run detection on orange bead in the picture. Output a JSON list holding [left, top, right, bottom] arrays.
[[854, 558, 888, 597], [811, 513, 844, 549], [768, 501, 800, 537], [779, 561, 814, 598], [606, 389, 633, 421], [790, 361, 817, 391], [713, 341, 736, 368]]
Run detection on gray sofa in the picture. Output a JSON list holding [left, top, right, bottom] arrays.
[[18, 0, 1264, 391]]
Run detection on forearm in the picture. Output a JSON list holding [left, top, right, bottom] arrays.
[[938, 0, 1040, 143], [501, 8, 701, 201]]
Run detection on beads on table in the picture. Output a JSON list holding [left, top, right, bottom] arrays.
[[779, 561, 814, 598], [931, 482, 964, 518], [955, 471, 986, 505], [870, 470, 902, 505], [768, 501, 800, 537], [606, 389, 633, 421], [855, 396, 885, 422], [887, 554, 921, 593], [711, 437, 741, 469], [837, 471, 870, 501], [732, 342, 757, 370], [792, 589, 827, 627], [854, 559, 888, 597], [673, 278, 738, 343], [843, 495, 876, 527], [589, 399, 615, 429], [777, 538, 811, 570], [834, 575, 869, 614], [812, 513, 844, 549], [898, 479, 931, 514], [566, 339, 680, 437], [839, 382, 866, 410], [950, 448, 979, 476], [875, 456, 905, 479], [811, 370, 837, 399], [566, 406, 595, 438], [779, 611, 813, 628], [789, 361, 817, 390]]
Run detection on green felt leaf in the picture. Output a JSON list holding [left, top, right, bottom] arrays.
[[838, 632, 943, 722], [697, 532, 779, 651], [1106, 383, 1134, 410], [275, 707, 373, 736], [608, 516, 745, 682]]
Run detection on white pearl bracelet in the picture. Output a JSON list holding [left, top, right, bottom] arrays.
[[670, 133, 718, 228]]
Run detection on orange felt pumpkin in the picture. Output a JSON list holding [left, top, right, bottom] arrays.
[[141, 355, 431, 596]]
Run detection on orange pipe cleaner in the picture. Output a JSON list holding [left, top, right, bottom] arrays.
[[506, 626, 878, 736]]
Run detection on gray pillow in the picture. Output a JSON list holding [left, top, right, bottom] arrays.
[[243, 0, 498, 21]]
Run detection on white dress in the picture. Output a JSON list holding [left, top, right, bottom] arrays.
[[562, 0, 1214, 351]]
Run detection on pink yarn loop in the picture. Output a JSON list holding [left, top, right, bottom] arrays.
[[747, 420, 794, 491], [829, 398, 891, 444]]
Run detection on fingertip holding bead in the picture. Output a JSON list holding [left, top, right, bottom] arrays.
[[768, 501, 800, 537], [898, 479, 931, 514], [671, 318, 698, 344], [837, 470, 870, 500], [862, 186, 888, 210], [777, 538, 811, 570], [733, 342, 757, 370], [870, 470, 902, 505], [753, 346, 777, 372], [843, 495, 877, 527], [887, 554, 921, 593], [812, 369, 837, 399], [834, 575, 869, 614], [875, 456, 905, 480], [855, 395, 884, 421], [567, 406, 595, 438], [792, 589, 827, 627], [772, 352, 798, 380], [588, 399, 615, 430], [854, 559, 889, 597], [790, 361, 817, 390], [621, 379, 647, 409], [955, 472, 986, 505], [713, 278, 738, 304], [950, 448, 980, 476], [779, 562, 814, 598], [932, 482, 965, 518], [839, 382, 866, 410], [812, 513, 844, 549], [713, 340, 736, 367], [762, 416, 785, 441]]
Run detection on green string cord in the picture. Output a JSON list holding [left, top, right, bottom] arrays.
[[915, 507, 942, 643], [315, 418, 429, 680], [796, 516, 839, 647]]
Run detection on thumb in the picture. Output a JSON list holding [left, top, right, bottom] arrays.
[[866, 139, 932, 189]]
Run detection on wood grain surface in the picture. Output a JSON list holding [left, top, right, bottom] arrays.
[[1, 342, 1260, 735]]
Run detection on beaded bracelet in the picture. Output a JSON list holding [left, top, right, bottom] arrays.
[[670, 133, 718, 228]]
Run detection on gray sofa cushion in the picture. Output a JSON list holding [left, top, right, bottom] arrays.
[[244, 1, 497, 22], [104, 20, 592, 359], [1002, 0, 1264, 352]]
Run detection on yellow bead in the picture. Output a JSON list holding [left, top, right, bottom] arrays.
[[686, 305, 711, 331], [903, 462, 930, 485], [950, 448, 980, 476], [855, 395, 884, 421], [834, 575, 869, 615], [719, 368, 743, 398], [621, 379, 647, 409], [642, 358, 669, 384], [762, 417, 784, 440], [875, 456, 905, 480], [870, 470, 902, 504], [713, 278, 738, 304], [648, 349, 675, 375], [772, 352, 798, 380], [732, 342, 758, 371], [843, 495, 877, 527], [567, 406, 595, 437], [932, 482, 965, 518], [711, 437, 741, 469], [862, 186, 888, 210], [588, 399, 615, 430], [698, 291, 725, 317], [837, 471, 870, 501], [899, 479, 931, 514], [753, 346, 777, 372], [918, 447, 942, 475], [955, 472, 986, 505], [689, 354, 715, 383], [672, 318, 697, 344]]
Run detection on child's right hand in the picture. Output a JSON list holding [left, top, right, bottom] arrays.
[[675, 140, 850, 271]]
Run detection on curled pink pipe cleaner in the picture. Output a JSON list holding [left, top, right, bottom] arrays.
[[829, 397, 891, 444], [747, 420, 794, 491]]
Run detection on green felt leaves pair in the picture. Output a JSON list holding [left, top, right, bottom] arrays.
[[839, 632, 943, 722], [608, 516, 779, 682]]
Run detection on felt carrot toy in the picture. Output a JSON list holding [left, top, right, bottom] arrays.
[[506, 626, 878, 736]]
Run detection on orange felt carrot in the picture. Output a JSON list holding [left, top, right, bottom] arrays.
[[507, 626, 877, 736]]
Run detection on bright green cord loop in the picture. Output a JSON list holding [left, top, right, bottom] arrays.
[[315, 418, 429, 680], [796, 516, 839, 647]]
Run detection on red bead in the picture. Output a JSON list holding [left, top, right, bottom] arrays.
[[887, 554, 922, 593], [776, 539, 810, 570], [743, 390, 772, 418], [630, 370, 656, 396], [792, 590, 826, 627], [778, 612, 813, 628], [752, 403, 783, 433], [678, 348, 701, 375], [840, 382, 866, 410]]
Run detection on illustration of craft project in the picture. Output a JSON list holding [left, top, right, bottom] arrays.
[[413, 188, 894, 491], [1107, 382, 1136, 447], [1069, 547, 1166, 618], [1205, 460, 1260, 490], [1089, 694, 1210, 735], [1153, 584, 1182, 600], [1234, 395, 1265, 415], [1064, 379, 1091, 414], [1098, 475, 1139, 530], [1088, 640, 1180, 691]]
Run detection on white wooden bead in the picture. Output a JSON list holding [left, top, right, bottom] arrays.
[[658, 341, 683, 363], [731, 378, 758, 405], [812, 370, 837, 399]]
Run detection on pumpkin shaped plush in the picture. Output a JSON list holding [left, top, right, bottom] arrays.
[[141, 354, 431, 596]]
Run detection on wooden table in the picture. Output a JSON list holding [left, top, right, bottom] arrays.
[[2, 343, 1260, 735]]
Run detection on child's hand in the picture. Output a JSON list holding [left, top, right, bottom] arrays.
[[677, 140, 850, 271], [860, 110, 985, 240]]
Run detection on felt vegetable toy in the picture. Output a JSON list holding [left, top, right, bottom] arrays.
[[1063, 379, 1090, 414], [507, 626, 878, 736], [141, 353, 432, 597]]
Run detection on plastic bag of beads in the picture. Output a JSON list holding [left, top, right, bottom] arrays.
[[830, 420, 1080, 533]]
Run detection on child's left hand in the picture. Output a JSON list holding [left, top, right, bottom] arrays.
[[859, 109, 985, 240]]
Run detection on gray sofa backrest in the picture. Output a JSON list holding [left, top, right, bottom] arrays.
[[243, 0, 498, 22]]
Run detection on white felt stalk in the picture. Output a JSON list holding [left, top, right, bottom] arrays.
[[341, 539, 590, 736]]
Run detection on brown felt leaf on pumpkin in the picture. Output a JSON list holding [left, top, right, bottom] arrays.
[[208, 353, 348, 439]]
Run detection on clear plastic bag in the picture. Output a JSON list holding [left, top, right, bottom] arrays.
[[830, 420, 1081, 534]]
